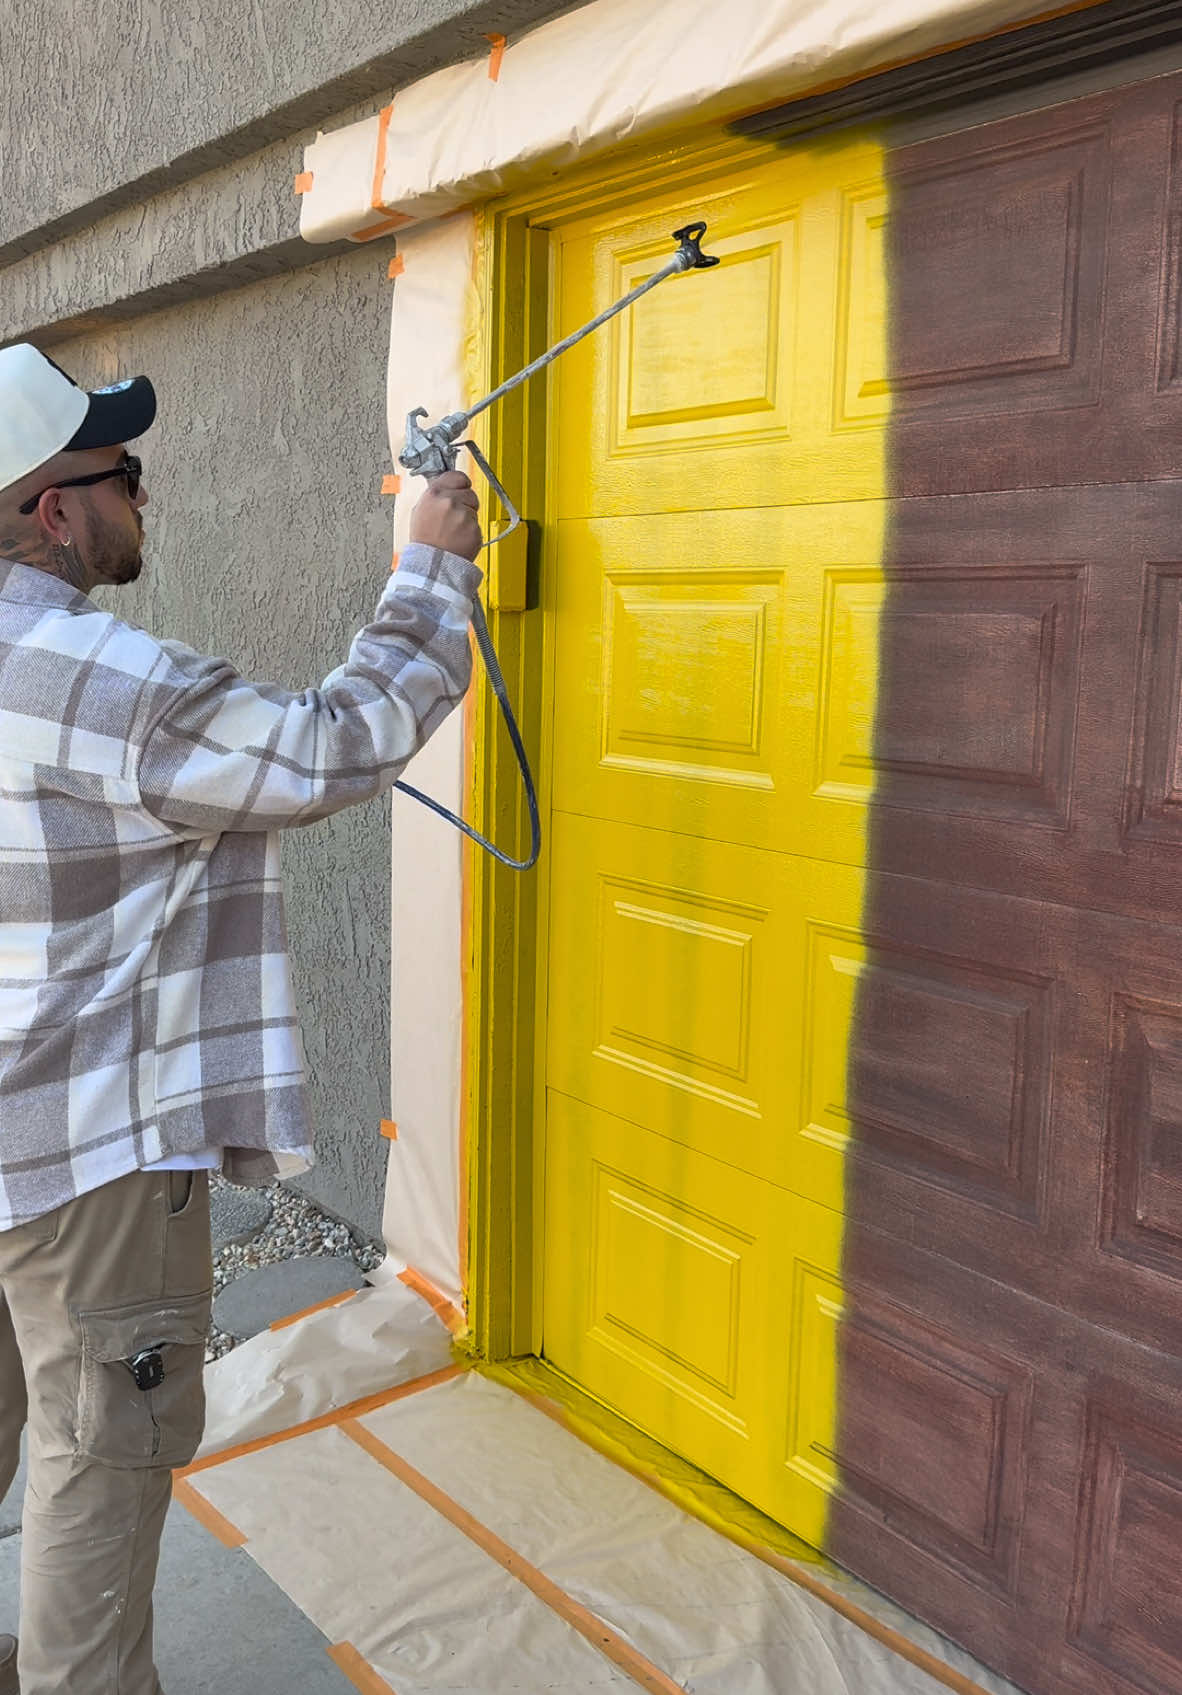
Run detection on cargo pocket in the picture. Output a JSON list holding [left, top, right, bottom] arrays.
[[75, 1292, 211, 1468]]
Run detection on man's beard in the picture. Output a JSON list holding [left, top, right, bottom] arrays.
[[86, 514, 144, 585], [108, 549, 144, 585]]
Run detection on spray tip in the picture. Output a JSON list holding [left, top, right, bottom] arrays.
[[671, 221, 720, 270]]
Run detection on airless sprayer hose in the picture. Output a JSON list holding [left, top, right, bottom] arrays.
[[394, 590, 542, 871]]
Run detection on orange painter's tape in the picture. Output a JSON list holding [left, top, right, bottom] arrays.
[[341, 1422, 685, 1695], [381, 475, 401, 497], [515, 1383, 993, 1695], [328, 1643, 399, 1695], [372, 103, 394, 212], [176, 1363, 465, 1479], [270, 1289, 357, 1333], [387, 255, 405, 280], [398, 1266, 465, 1335], [351, 211, 413, 244], [380, 1118, 399, 1140], [485, 33, 507, 80], [172, 1477, 247, 1549], [293, 172, 313, 195]]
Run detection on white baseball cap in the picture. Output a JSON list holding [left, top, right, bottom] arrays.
[[0, 343, 156, 496]]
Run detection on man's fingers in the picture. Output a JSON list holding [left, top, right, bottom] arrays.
[[408, 471, 483, 559], [425, 479, 479, 511]]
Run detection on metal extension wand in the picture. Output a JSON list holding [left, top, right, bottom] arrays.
[[395, 220, 720, 871]]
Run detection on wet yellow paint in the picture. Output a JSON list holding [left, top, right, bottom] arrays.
[[540, 137, 889, 1554]]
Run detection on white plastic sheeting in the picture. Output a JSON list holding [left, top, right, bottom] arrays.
[[184, 1370, 1022, 1695], [298, 0, 1100, 244]]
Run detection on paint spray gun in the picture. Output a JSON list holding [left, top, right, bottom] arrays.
[[396, 220, 720, 871]]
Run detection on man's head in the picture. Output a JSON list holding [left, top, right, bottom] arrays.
[[0, 345, 155, 593]]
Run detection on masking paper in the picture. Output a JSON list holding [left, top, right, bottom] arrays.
[[298, 0, 1099, 243]]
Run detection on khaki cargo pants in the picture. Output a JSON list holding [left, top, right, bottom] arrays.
[[0, 1168, 212, 1694]]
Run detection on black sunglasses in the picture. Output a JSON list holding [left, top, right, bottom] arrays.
[[19, 454, 142, 517]]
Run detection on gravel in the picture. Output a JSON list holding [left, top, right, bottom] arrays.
[[206, 1176, 385, 1362]]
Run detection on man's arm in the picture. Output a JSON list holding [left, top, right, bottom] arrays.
[[137, 473, 483, 835]]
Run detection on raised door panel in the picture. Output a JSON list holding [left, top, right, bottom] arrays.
[[554, 141, 889, 521], [889, 75, 1182, 494], [1066, 1392, 1182, 1695], [825, 1224, 1182, 1695], [839, 865, 1182, 1359], [1103, 994, 1182, 1281], [889, 114, 1110, 422], [543, 1090, 795, 1515], [545, 809, 808, 1197], [545, 1089, 870, 1553], [782, 1253, 1035, 1603], [825, 1228, 1075, 1693], [872, 483, 1182, 922], [1041, 911, 1182, 1358]]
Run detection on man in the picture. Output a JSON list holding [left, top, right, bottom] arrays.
[[0, 342, 483, 1694]]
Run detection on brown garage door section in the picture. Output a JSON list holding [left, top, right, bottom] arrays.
[[832, 66, 1182, 1695]]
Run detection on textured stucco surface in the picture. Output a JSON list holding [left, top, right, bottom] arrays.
[[0, 0, 582, 264], [0, 108, 366, 350], [50, 247, 399, 1238]]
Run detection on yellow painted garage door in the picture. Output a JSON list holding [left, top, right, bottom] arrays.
[[541, 141, 889, 1548]]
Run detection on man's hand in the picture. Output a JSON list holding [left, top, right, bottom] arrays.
[[408, 471, 482, 562]]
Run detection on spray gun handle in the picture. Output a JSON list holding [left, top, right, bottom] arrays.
[[398, 411, 522, 545]]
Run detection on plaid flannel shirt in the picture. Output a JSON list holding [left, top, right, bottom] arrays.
[[0, 543, 480, 1230]]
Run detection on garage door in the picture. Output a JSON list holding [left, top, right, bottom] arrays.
[[540, 65, 1182, 1695]]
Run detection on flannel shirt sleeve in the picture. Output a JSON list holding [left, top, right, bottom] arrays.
[[136, 543, 482, 835]]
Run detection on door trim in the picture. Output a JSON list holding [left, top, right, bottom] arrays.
[[737, 0, 1182, 145]]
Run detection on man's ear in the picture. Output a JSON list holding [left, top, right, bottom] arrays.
[[36, 488, 73, 546]]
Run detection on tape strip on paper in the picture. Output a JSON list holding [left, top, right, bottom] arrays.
[[341, 1419, 688, 1695], [397, 1266, 466, 1336], [172, 1477, 247, 1549], [178, 1363, 465, 1479], [481, 1360, 995, 1695], [270, 1290, 358, 1333], [327, 1643, 400, 1695], [485, 33, 507, 80]]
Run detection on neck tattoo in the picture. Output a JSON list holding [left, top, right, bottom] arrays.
[[46, 542, 89, 592], [0, 533, 48, 569]]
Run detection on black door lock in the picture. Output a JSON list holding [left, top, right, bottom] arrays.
[[125, 1346, 165, 1392]]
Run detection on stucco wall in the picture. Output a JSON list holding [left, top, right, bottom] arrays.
[[50, 247, 398, 1238], [0, 0, 580, 266]]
